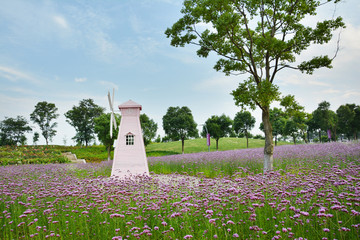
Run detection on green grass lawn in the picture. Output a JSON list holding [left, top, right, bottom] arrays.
[[146, 137, 290, 154]]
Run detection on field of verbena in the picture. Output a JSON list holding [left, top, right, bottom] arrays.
[[1, 142, 359, 239]]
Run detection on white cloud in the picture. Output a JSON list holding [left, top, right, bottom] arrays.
[[53, 15, 69, 29], [74, 77, 87, 83], [308, 80, 331, 87], [0, 65, 40, 84], [321, 89, 340, 94], [343, 90, 360, 98], [194, 75, 239, 93]]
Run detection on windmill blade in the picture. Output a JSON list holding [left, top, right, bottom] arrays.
[[107, 91, 114, 112], [108, 90, 115, 138], [112, 113, 117, 130], [110, 113, 113, 138]]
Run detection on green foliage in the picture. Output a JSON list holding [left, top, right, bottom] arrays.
[[0, 116, 32, 146], [65, 99, 104, 147], [140, 113, 158, 146], [232, 77, 281, 111], [30, 101, 59, 145]]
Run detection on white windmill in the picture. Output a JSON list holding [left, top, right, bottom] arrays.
[[107, 88, 118, 139]]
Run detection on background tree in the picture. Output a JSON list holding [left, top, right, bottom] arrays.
[[94, 113, 120, 161], [0, 116, 32, 146], [353, 106, 360, 139], [280, 95, 308, 144], [162, 106, 198, 154], [312, 101, 338, 142], [33, 132, 40, 145], [336, 104, 353, 140], [202, 114, 232, 151], [30, 101, 59, 145], [233, 111, 255, 148], [165, 0, 344, 171], [65, 99, 104, 147], [140, 113, 158, 146], [337, 104, 360, 140]]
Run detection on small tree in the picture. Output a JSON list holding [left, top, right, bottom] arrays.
[[312, 101, 337, 142], [94, 113, 120, 161], [0, 116, 32, 146], [30, 101, 59, 145], [140, 113, 158, 146], [33, 132, 40, 145], [163, 106, 198, 154], [280, 95, 308, 144], [233, 111, 255, 148], [65, 99, 104, 147], [203, 114, 232, 150]]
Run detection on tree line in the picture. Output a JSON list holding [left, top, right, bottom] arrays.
[[1, 97, 359, 154]]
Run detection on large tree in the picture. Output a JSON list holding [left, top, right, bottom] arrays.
[[165, 0, 344, 171], [233, 111, 255, 148], [0, 116, 32, 146], [203, 114, 233, 150], [65, 99, 104, 147], [94, 113, 120, 161], [162, 106, 198, 154], [30, 101, 59, 145], [140, 113, 158, 146]]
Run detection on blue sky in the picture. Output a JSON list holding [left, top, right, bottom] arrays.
[[1, 0, 360, 145]]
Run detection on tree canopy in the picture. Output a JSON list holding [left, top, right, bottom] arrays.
[[65, 99, 104, 147], [166, 0, 345, 171], [30, 101, 59, 145]]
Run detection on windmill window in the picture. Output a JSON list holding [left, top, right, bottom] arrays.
[[126, 134, 134, 145]]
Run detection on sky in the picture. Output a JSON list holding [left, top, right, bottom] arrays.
[[1, 0, 360, 146]]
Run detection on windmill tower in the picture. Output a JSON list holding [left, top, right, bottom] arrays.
[[111, 99, 149, 178]]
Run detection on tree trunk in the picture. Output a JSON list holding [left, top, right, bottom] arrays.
[[107, 146, 111, 161], [319, 130, 321, 143], [181, 138, 185, 154], [245, 130, 249, 148], [293, 136, 296, 145], [262, 107, 274, 172], [216, 139, 219, 151], [275, 135, 277, 146]]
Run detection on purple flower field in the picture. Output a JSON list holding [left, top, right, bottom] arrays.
[[1, 142, 359, 239]]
